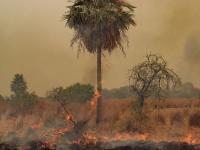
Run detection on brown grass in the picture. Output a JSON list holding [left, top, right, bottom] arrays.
[[170, 111, 183, 125], [0, 98, 200, 143], [189, 111, 200, 127]]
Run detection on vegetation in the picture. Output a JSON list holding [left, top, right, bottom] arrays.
[[0, 94, 4, 101], [129, 54, 181, 112], [64, 0, 136, 123], [0, 73, 200, 143], [189, 111, 200, 127], [103, 86, 135, 99], [47, 83, 94, 103], [1, 98, 200, 143], [103, 82, 200, 99], [11, 74, 27, 99], [9, 74, 38, 111], [169, 82, 200, 98]]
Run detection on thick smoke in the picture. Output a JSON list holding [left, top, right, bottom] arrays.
[[184, 35, 200, 65], [1, 0, 200, 95]]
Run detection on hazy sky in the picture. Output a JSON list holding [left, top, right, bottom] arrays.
[[1, 0, 200, 96]]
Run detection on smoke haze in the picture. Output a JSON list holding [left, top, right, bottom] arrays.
[[0, 0, 200, 96]]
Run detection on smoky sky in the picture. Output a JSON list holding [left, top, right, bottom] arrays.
[[184, 35, 200, 64], [1, 0, 200, 96]]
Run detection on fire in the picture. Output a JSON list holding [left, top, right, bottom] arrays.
[[65, 114, 74, 123], [90, 90, 101, 109], [135, 133, 149, 141], [83, 132, 97, 141], [73, 132, 97, 145], [95, 90, 101, 98], [183, 133, 197, 144], [42, 126, 72, 148], [113, 133, 149, 141], [99, 133, 149, 142]]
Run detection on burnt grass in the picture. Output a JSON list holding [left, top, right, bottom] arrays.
[[0, 141, 200, 150]]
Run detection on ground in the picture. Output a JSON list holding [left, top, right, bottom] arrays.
[[0, 98, 200, 145]]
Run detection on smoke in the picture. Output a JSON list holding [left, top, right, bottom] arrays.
[[82, 55, 111, 87], [82, 64, 96, 86], [1, 0, 200, 95], [184, 34, 200, 65]]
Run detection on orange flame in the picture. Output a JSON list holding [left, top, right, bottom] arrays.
[[42, 126, 72, 147], [113, 133, 149, 141], [65, 114, 74, 123], [183, 134, 197, 144], [98, 133, 149, 142], [90, 90, 101, 109]]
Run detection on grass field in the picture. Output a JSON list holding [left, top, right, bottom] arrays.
[[0, 98, 200, 144]]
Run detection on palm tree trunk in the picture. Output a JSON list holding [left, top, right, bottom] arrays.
[[96, 48, 102, 124]]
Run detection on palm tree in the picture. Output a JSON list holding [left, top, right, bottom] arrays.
[[64, 0, 136, 124]]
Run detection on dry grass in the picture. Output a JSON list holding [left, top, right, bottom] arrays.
[[189, 111, 200, 128], [0, 98, 200, 143], [170, 111, 184, 125], [154, 113, 166, 125]]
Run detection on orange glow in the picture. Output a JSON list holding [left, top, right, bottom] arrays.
[[72, 132, 97, 145], [96, 133, 150, 142], [112, 133, 149, 141], [183, 134, 197, 144], [42, 126, 72, 147], [65, 114, 74, 123], [95, 90, 101, 98], [90, 90, 101, 109]]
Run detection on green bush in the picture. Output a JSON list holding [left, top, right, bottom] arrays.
[[10, 74, 27, 99], [47, 83, 94, 103], [0, 94, 4, 101], [8, 74, 39, 112], [9, 92, 38, 112]]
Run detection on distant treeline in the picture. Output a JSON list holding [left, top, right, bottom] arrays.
[[103, 82, 200, 100], [0, 73, 200, 103]]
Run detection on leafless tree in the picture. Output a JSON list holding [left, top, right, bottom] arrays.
[[129, 54, 181, 111]]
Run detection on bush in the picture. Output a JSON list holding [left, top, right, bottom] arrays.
[[103, 86, 135, 99], [10, 74, 27, 99], [0, 94, 4, 101], [47, 83, 94, 103], [9, 92, 38, 113], [189, 111, 200, 127]]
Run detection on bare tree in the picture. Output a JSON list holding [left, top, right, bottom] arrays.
[[129, 54, 181, 111]]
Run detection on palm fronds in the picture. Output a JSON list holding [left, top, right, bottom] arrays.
[[64, 0, 136, 53]]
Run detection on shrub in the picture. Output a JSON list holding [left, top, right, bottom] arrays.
[[47, 83, 94, 103], [9, 92, 38, 113], [10, 74, 27, 99], [0, 94, 4, 101], [189, 111, 200, 127]]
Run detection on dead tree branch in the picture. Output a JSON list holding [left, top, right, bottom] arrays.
[[129, 53, 181, 110]]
